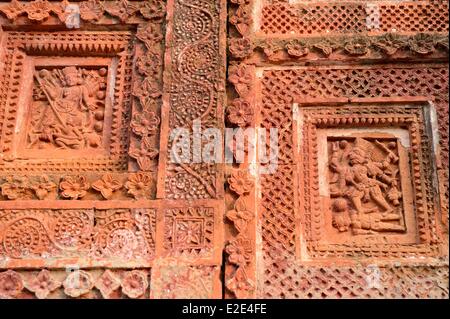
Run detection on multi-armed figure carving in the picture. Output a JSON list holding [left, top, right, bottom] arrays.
[[329, 138, 405, 235]]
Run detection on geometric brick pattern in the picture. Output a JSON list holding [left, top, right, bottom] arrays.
[[261, 1, 449, 35]]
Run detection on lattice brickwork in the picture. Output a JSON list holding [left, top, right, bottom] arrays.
[[261, 262, 449, 298], [260, 2, 449, 35]]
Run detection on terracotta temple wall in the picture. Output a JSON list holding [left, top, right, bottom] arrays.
[[0, 0, 448, 299]]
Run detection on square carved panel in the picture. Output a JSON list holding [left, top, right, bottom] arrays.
[[0, 31, 134, 172], [164, 204, 222, 264], [298, 103, 442, 259]]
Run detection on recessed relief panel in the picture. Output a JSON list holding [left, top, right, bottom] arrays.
[[317, 129, 416, 246], [17, 58, 115, 159]]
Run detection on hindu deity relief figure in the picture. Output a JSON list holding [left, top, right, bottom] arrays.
[[27, 66, 107, 151], [328, 137, 405, 235]]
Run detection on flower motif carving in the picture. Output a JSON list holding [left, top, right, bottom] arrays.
[[105, 0, 139, 23], [0, 176, 33, 200], [373, 33, 406, 56], [176, 220, 203, 247], [409, 33, 436, 55], [140, 0, 166, 21], [129, 139, 159, 172], [24, 0, 52, 22], [226, 197, 252, 233], [344, 38, 370, 56], [136, 23, 164, 48], [79, 0, 104, 22], [130, 110, 160, 137], [230, 5, 252, 36], [228, 64, 252, 97], [31, 175, 57, 200], [0, 270, 23, 299], [226, 237, 252, 266], [226, 267, 254, 299], [228, 170, 253, 196], [0, 0, 23, 20], [63, 270, 94, 298], [95, 270, 121, 299], [59, 175, 90, 200], [227, 98, 254, 127], [225, 167, 255, 298], [25, 270, 61, 299], [286, 40, 310, 57], [92, 174, 122, 199], [125, 173, 153, 199], [229, 38, 253, 59]]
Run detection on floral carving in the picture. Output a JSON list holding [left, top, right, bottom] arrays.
[[121, 270, 148, 299], [344, 38, 370, 56], [228, 170, 253, 196], [313, 39, 336, 56], [0, 176, 32, 200], [373, 33, 406, 56], [129, 138, 160, 171], [136, 23, 164, 48], [0, 0, 23, 20], [176, 220, 203, 247], [31, 175, 56, 200], [95, 270, 121, 299], [226, 267, 254, 299], [0, 270, 23, 299], [226, 237, 252, 266], [79, 0, 105, 22], [125, 173, 153, 199], [226, 133, 255, 162], [260, 41, 284, 61], [230, 5, 252, 36], [133, 78, 162, 105], [409, 33, 436, 55], [105, 0, 139, 23], [434, 35, 449, 51], [286, 40, 310, 57], [253, 34, 448, 62], [130, 110, 160, 137], [59, 175, 90, 200], [140, 0, 166, 21], [91, 174, 122, 199], [136, 52, 162, 76], [24, 0, 52, 22], [229, 38, 253, 59], [25, 270, 61, 299], [228, 64, 252, 97], [226, 197, 253, 233], [63, 270, 94, 298], [227, 98, 254, 127]]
